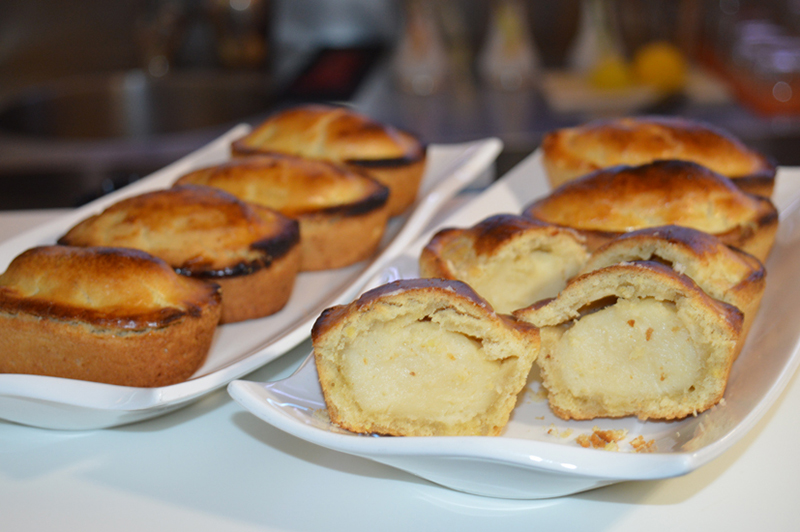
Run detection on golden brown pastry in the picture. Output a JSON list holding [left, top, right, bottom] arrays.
[[175, 154, 390, 272], [581, 225, 765, 349], [514, 261, 743, 421], [542, 115, 777, 196], [523, 160, 778, 262], [231, 104, 426, 216], [312, 278, 541, 436], [419, 214, 589, 313], [59, 185, 301, 324], [0, 246, 222, 387]]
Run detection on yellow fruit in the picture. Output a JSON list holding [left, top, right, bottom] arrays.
[[589, 54, 634, 90], [633, 41, 687, 92]]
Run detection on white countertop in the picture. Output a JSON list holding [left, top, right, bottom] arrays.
[[1, 208, 799, 532]]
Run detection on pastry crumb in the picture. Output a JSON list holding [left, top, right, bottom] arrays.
[[576, 427, 628, 450], [630, 435, 657, 453], [546, 424, 574, 438]]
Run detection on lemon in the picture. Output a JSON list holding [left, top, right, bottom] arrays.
[[589, 54, 634, 90], [633, 41, 687, 92]]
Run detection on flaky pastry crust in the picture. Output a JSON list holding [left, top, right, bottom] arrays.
[[514, 261, 742, 421], [523, 160, 778, 262], [420, 214, 589, 313], [542, 115, 776, 196], [231, 104, 426, 215], [175, 154, 390, 271], [0, 246, 221, 386], [59, 185, 301, 323], [312, 278, 540, 436]]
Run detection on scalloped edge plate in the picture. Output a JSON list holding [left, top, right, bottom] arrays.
[[229, 151, 800, 499], [0, 126, 503, 430]]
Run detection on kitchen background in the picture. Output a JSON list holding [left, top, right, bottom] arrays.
[[2, 0, 800, 209]]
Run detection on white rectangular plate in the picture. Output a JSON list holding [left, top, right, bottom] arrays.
[[0, 126, 503, 430], [229, 151, 800, 499]]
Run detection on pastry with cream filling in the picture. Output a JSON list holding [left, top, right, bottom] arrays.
[[231, 104, 426, 216], [513, 261, 743, 421], [581, 225, 765, 350], [523, 160, 778, 262], [59, 185, 301, 323], [312, 278, 541, 436], [542, 115, 776, 196], [175, 153, 390, 271], [0, 246, 221, 387], [419, 214, 589, 313]]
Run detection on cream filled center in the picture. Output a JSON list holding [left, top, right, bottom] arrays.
[[553, 298, 704, 403], [341, 319, 504, 421], [465, 250, 575, 313]]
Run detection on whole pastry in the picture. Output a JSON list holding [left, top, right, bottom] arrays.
[[542, 115, 776, 197], [231, 104, 426, 216], [523, 160, 778, 262], [59, 185, 301, 323], [176, 154, 390, 271], [0, 246, 222, 387]]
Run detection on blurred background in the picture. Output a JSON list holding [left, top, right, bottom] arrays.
[[2, 0, 800, 209]]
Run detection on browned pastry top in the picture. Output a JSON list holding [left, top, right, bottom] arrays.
[[429, 214, 584, 258], [59, 185, 300, 275], [583, 224, 765, 291], [175, 154, 389, 217], [231, 104, 424, 163], [524, 160, 773, 234], [515, 259, 743, 333], [543, 116, 775, 179], [312, 278, 537, 341], [0, 245, 221, 329]]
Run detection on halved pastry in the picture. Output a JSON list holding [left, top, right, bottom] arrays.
[[0, 246, 222, 387], [312, 278, 541, 436], [419, 214, 589, 313], [513, 261, 743, 421], [523, 160, 778, 262], [231, 104, 426, 216], [581, 225, 765, 349], [59, 185, 301, 324], [542, 115, 777, 196], [175, 154, 390, 271]]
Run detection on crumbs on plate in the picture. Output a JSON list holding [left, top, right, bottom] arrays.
[[576, 427, 628, 451], [546, 423, 574, 438], [630, 435, 657, 453], [574, 427, 658, 452]]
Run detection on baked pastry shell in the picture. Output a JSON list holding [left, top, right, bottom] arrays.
[[419, 214, 589, 312], [59, 185, 302, 323], [582, 225, 766, 353], [0, 246, 222, 387], [523, 161, 779, 263], [514, 261, 743, 421], [311, 278, 540, 436], [175, 156, 391, 271], [230, 105, 427, 216], [231, 145, 426, 217], [541, 116, 777, 197], [192, 243, 301, 324]]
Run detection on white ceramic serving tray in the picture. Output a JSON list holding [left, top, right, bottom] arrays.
[[229, 151, 800, 499], [0, 124, 503, 430]]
